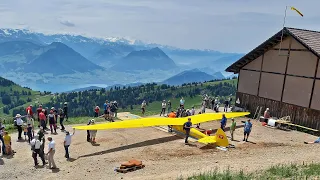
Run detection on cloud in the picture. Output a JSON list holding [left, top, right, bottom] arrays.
[[0, 0, 319, 52], [60, 20, 75, 27]]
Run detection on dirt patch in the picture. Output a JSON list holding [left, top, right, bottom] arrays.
[[1, 111, 320, 180]]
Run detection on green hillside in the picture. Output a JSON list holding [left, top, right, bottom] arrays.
[[0, 77, 52, 119]]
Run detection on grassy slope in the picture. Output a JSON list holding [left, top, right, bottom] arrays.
[[181, 163, 320, 179]]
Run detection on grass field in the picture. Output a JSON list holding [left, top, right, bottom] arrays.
[[180, 163, 320, 180], [124, 96, 203, 116]]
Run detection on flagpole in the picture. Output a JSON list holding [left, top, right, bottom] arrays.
[[279, 6, 289, 56]]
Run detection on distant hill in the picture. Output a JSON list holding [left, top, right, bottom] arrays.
[[112, 47, 177, 71], [161, 69, 222, 85], [24, 42, 104, 75]]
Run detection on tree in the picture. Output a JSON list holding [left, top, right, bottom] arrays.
[[1, 95, 11, 105]]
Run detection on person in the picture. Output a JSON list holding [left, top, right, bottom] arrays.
[[46, 136, 57, 169], [89, 119, 97, 144], [201, 100, 206, 114], [304, 137, 320, 144], [211, 98, 215, 110], [26, 104, 34, 120], [23, 123, 28, 140], [86, 119, 92, 142], [230, 118, 236, 141], [0, 124, 5, 155], [167, 111, 176, 132], [94, 106, 100, 117], [27, 123, 33, 143], [224, 99, 229, 112], [243, 119, 252, 142], [63, 102, 68, 121], [48, 110, 57, 134], [30, 135, 45, 167], [141, 100, 146, 116], [59, 108, 65, 131], [36, 105, 43, 123], [264, 108, 271, 123], [113, 101, 118, 118], [3, 131, 12, 155], [167, 100, 172, 115], [14, 114, 24, 140], [196, 112, 201, 128], [186, 109, 191, 116], [183, 118, 192, 144], [160, 100, 166, 116], [38, 127, 45, 152], [103, 100, 110, 121], [220, 114, 227, 131], [180, 97, 185, 108], [109, 102, 116, 122], [191, 106, 195, 116], [44, 107, 49, 130], [64, 129, 75, 160], [39, 109, 47, 131]]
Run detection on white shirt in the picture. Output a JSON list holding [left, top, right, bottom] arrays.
[[64, 134, 73, 146], [16, 118, 24, 126], [48, 140, 56, 151], [31, 139, 42, 149], [161, 102, 166, 108]]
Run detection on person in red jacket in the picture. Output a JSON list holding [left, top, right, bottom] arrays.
[[36, 105, 43, 121], [39, 109, 47, 131], [26, 105, 33, 118]]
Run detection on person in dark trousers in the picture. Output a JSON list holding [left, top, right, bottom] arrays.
[[59, 108, 65, 131], [38, 127, 45, 152], [30, 135, 45, 167], [183, 118, 193, 144], [220, 114, 227, 131], [167, 100, 172, 115], [36, 105, 43, 126], [64, 129, 75, 160], [224, 100, 229, 112], [44, 107, 49, 130], [48, 110, 57, 134], [63, 102, 68, 121], [86, 119, 92, 142], [113, 101, 118, 118], [94, 106, 100, 117], [14, 114, 24, 140], [27, 123, 33, 143], [0, 124, 6, 155]]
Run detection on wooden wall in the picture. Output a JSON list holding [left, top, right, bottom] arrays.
[[237, 92, 320, 130]]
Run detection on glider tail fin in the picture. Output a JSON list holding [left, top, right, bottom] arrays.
[[197, 128, 229, 147], [215, 128, 229, 147]]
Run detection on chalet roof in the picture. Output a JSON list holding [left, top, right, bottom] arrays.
[[226, 27, 320, 73]]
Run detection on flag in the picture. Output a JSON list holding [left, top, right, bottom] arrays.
[[291, 7, 303, 17]]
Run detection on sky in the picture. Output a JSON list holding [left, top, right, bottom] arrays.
[[0, 0, 319, 53]]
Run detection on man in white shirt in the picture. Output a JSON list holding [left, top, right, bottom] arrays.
[[160, 100, 166, 116], [46, 136, 57, 169], [14, 114, 24, 140], [30, 135, 45, 166], [180, 97, 185, 108], [64, 129, 75, 160]]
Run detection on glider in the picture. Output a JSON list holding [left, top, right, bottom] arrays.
[[74, 112, 250, 147]]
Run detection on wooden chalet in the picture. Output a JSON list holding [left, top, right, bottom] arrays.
[[226, 27, 320, 130]]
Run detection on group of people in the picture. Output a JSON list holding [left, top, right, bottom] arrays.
[[101, 100, 118, 121]]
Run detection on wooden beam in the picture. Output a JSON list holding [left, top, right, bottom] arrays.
[[309, 57, 319, 108], [280, 37, 292, 102], [257, 54, 264, 96]]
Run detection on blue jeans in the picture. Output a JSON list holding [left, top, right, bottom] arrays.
[[0, 135, 6, 155]]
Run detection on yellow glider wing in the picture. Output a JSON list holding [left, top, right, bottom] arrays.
[[73, 117, 187, 130], [73, 112, 250, 130], [190, 112, 250, 124]]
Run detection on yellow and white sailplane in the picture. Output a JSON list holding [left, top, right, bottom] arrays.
[[73, 112, 250, 148]]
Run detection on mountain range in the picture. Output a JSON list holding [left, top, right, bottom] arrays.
[[0, 28, 243, 92]]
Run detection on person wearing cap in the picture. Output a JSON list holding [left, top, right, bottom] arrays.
[[46, 136, 57, 169], [89, 119, 97, 144], [30, 135, 45, 166], [230, 118, 236, 141], [64, 128, 75, 160], [14, 114, 24, 140], [243, 119, 252, 142], [63, 102, 69, 121], [94, 106, 100, 117], [264, 108, 271, 123], [160, 100, 166, 116]]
